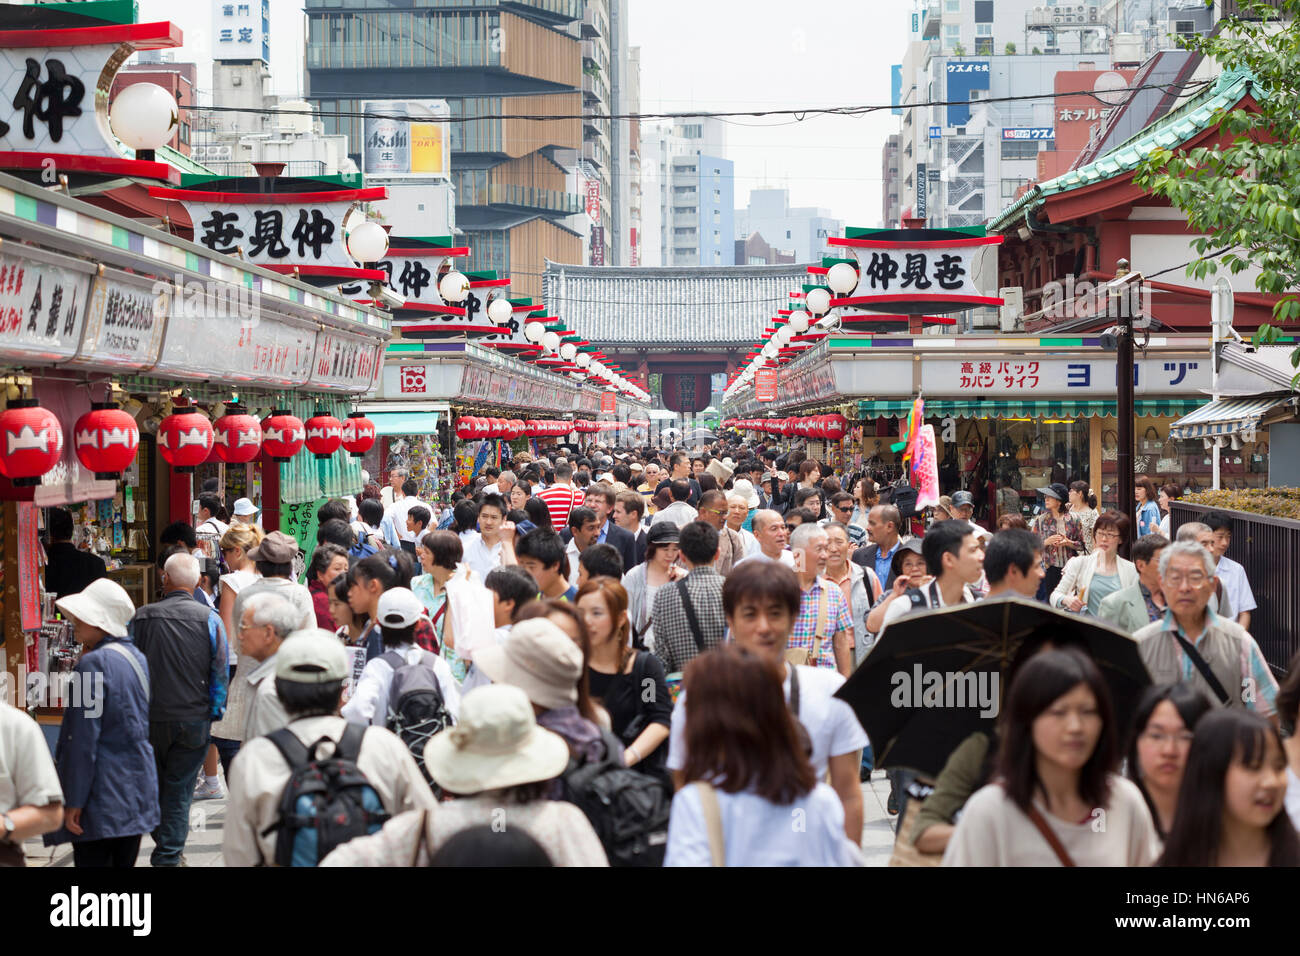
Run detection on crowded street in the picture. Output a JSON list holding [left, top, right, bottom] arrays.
[[4, 0, 1300, 929]]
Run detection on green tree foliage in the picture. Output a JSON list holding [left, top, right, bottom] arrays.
[[1133, 0, 1300, 378]]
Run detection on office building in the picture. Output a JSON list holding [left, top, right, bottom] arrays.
[[735, 189, 842, 265], [644, 118, 735, 267]]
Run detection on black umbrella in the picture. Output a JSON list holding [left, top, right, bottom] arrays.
[[835, 595, 1151, 779]]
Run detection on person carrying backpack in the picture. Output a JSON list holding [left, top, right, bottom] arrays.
[[350, 499, 386, 560], [222, 629, 436, 866]]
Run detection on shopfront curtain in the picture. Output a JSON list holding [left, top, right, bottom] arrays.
[[277, 395, 365, 505]]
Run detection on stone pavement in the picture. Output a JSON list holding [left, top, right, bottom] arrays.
[[25, 770, 900, 868]]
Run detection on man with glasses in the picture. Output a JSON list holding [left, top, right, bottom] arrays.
[[1134, 541, 1277, 724], [1175, 522, 1235, 620], [694, 489, 744, 576], [824, 492, 866, 546]]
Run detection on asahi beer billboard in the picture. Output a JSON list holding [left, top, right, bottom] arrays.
[[362, 100, 450, 178]]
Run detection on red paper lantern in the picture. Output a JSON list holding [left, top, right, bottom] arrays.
[[824, 414, 849, 441], [261, 410, 305, 461], [0, 400, 64, 486], [304, 413, 343, 459], [455, 418, 475, 441], [341, 412, 376, 457], [73, 403, 139, 479], [157, 406, 214, 473], [213, 405, 263, 464]]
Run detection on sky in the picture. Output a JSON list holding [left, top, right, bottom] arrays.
[[136, 0, 912, 227]]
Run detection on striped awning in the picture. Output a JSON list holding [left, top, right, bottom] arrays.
[[857, 398, 1203, 420], [1168, 393, 1296, 440]]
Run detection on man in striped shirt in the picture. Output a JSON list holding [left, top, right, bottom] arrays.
[[537, 461, 581, 529]]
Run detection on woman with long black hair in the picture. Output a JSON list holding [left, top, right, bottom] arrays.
[[1159, 709, 1300, 867], [943, 648, 1158, 866], [1124, 683, 1212, 842]]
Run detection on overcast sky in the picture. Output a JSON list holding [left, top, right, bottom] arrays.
[[138, 0, 911, 226]]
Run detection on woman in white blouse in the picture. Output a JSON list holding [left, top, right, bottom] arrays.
[[1050, 510, 1138, 616], [665, 646, 864, 867]]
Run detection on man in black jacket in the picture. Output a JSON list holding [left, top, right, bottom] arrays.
[[130, 552, 228, 867], [42, 508, 106, 599], [561, 483, 638, 571], [851, 504, 905, 591]]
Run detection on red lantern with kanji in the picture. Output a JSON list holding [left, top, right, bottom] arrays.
[[455, 417, 474, 440], [304, 412, 343, 459], [157, 405, 214, 473], [73, 403, 139, 480], [261, 410, 305, 461], [823, 414, 849, 441], [0, 400, 64, 486], [213, 404, 263, 464], [341, 412, 376, 457]]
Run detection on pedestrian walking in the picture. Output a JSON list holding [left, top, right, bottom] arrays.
[[44, 579, 157, 867], [232, 531, 315, 634], [238, 593, 304, 740], [1203, 512, 1258, 630], [1032, 483, 1083, 601], [1067, 482, 1099, 554], [622, 522, 685, 653], [1124, 683, 1212, 843], [1097, 534, 1169, 633], [788, 524, 854, 675], [650, 522, 726, 675], [0, 700, 64, 866], [1050, 511, 1137, 615], [823, 521, 877, 665], [1135, 476, 1162, 538]]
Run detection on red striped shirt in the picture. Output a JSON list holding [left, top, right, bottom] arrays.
[[537, 483, 580, 529]]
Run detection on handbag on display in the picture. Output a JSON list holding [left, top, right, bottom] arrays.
[[1101, 429, 1119, 462], [1157, 437, 1182, 473], [1016, 440, 1031, 462], [1140, 426, 1163, 454]]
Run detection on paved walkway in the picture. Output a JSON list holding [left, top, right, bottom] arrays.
[[25, 770, 900, 868]]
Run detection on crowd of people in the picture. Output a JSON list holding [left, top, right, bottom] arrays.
[[2, 439, 1296, 869]]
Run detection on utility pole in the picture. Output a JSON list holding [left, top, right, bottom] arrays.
[[1108, 259, 1142, 558]]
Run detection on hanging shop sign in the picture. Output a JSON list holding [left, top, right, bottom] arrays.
[[921, 356, 1211, 397], [0, 8, 183, 183], [755, 368, 778, 402], [67, 270, 170, 371], [828, 227, 1003, 315], [308, 327, 384, 392], [147, 185, 388, 284], [600, 391, 616, 414], [0, 246, 94, 363]]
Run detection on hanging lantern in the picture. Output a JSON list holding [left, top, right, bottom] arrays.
[[823, 413, 849, 441], [456, 417, 476, 441], [341, 412, 377, 457], [157, 404, 214, 473], [0, 400, 64, 485], [304, 412, 343, 459], [73, 403, 139, 480], [213, 404, 263, 464], [261, 410, 306, 461]]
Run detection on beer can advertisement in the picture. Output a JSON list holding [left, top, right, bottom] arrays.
[[363, 100, 450, 178]]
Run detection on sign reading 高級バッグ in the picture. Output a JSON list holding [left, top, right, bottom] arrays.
[[945, 60, 989, 127], [212, 0, 271, 65], [827, 227, 1003, 315], [362, 100, 450, 178], [0, 10, 181, 176]]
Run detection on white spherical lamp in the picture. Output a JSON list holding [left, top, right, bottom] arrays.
[[486, 297, 514, 325], [524, 321, 545, 343], [542, 331, 561, 353], [761, 343, 778, 359], [788, 310, 811, 334], [827, 261, 860, 295], [110, 83, 179, 152], [438, 271, 470, 304], [345, 220, 389, 264], [575, 351, 592, 368], [773, 327, 792, 348], [806, 287, 832, 316], [559, 342, 578, 361]]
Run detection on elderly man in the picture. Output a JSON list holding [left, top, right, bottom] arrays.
[[240, 593, 304, 740], [736, 509, 796, 567], [1175, 522, 1235, 619], [695, 489, 744, 575], [852, 504, 904, 589], [725, 492, 761, 557], [1134, 541, 1277, 723], [1098, 534, 1170, 633], [651, 521, 726, 675], [788, 524, 854, 676], [380, 467, 409, 508], [130, 552, 229, 867]]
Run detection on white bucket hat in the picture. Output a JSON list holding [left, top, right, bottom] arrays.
[[55, 578, 136, 638], [730, 478, 760, 510], [422, 684, 570, 795]]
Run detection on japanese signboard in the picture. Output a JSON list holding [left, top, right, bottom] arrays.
[[1050, 69, 1136, 152], [0, 249, 93, 363], [308, 328, 384, 392], [585, 179, 601, 222], [601, 391, 616, 414], [832, 235, 1002, 314], [945, 60, 989, 127], [69, 272, 170, 370], [929, 126, 942, 139], [590, 226, 606, 267], [1002, 128, 1055, 140], [175, 199, 358, 271], [755, 368, 778, 402], [212, 0, 270, 65], [915, 164, 927, 220], [921, 356, 1211, 396], [362, 100, 450, 178]]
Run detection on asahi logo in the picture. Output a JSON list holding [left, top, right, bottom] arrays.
[[366, 127, 408, 150]]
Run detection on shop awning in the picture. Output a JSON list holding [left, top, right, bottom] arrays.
[[857, 399, 1203, 420], [1168, 393, 1296, 440], [370, 411, 441, 436]]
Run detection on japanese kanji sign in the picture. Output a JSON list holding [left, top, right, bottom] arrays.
[[601, 391, 616, 414], [212, 0, 270, 65], [1002, 127, 1054, 140], [828, 231, 1003, 314], [755, 368, 778, 402], [69, 273, 169, 370], [181, 200, 353, 267], [0, 250, 92, 363], [921, 357, 1211, 396]]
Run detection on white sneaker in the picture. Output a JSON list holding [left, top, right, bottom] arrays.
[[193, 778, 225, 801]]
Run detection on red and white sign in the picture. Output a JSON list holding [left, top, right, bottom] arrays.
[[585, 179, 601, 222], [400, 365, 428, 393], [600, 391, 616, 414], [755, 368, 778, 402]]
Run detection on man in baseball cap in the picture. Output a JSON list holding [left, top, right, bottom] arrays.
[[950, 490, 976, 522], [222, 628, 437, 866]]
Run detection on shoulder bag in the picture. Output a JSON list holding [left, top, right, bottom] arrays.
[[784, 586, 829, 668], [1025, 802, 1077, 867], [695, 782, 726, 866], [1169, 628, 1231, 705]]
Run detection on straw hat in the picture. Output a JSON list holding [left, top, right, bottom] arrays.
[[472, 618, 584, 711], [422, 685, 570, 795]]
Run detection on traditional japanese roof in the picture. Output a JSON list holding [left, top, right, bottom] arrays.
[[541, 260, 815, 347], [988, 69, 1260, 235]]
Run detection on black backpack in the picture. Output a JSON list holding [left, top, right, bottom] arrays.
[[561, 730, 671, 867], [381, 649, 455, 788], [262, 723, 390, 867]]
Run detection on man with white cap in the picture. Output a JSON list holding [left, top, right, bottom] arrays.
[[341, 588, 460, 727], [222, 629, 437, 867], [43, 579, 157, 867]]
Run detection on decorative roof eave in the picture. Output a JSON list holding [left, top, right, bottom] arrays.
[[988, 70, 1261, 235]]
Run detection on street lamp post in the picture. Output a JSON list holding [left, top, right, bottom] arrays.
[[1210, 276, 1235, 491], [1108, 259, 1141, 559]]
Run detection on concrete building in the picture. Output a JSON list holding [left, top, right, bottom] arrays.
[[303, 0, 589, 300], [735, 232, 796, 266], [734, 189, 842, 266], [643, 118, 735, 267], [626, 46, 643, 266], [882, 133, 901, 228]]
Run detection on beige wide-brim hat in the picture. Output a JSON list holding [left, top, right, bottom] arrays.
[[473, 618, 584, 711], [706, 458, 734, 485], [422, 685, 570, 795], [55, 578, 135, 638]]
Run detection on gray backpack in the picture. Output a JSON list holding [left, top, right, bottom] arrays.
[[381, 650, 454, 788]]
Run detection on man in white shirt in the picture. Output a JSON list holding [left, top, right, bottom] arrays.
[[379, 467, 409, 509], [0, 699, 64, 864], [381, 479, 427, 549], [195, 493, 229, 539], [650, 479, 698, 529], [340, 588, 460, 727], [1204, 512, 1257, 630], [879, 521, 984, 633], [463, 494, 515, 580], [238, 592, 299, 740], [665, 559, 867, 842], [735, 509, 796, 568]]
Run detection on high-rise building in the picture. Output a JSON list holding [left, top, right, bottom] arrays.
[[734, 189, 842, 265], [303, 0, 590, 299], [643, 118, 735, 267], [881, 133, 901, 228], [625, 46, 643, 267]]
